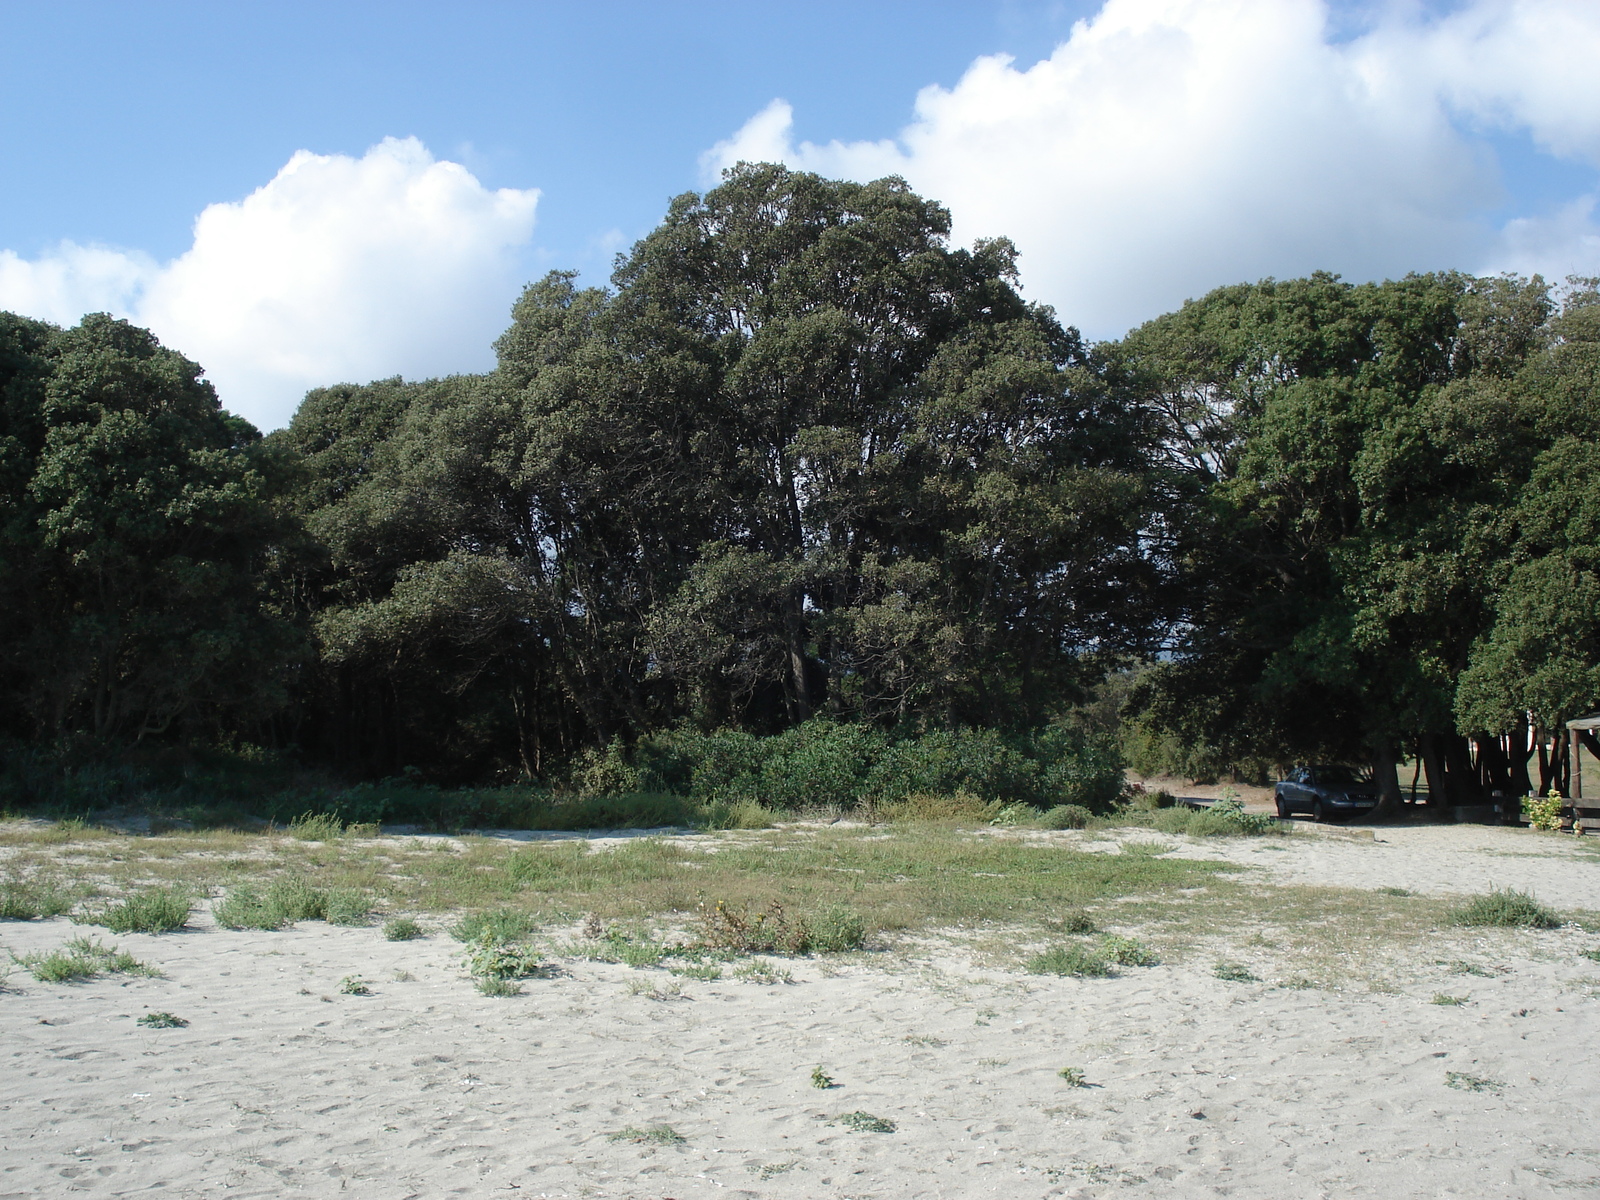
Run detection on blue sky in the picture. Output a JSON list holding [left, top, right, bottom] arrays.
[[3, 0, 1598, 430]]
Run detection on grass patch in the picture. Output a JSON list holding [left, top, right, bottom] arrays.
[[79, 884, 192, 933], [697, 899, 866, 955], [1377, 886, 1412, 897], [838, 1111, 896, 1133], [1431, 993, 1467, 1006], [1213, 961, 1259, 983], [668, 961, 722, 981], [384, 917, 424, 941], [452, 908, 538, 944], [286, 811, 347, 841], [608, 1125, 686, 1145], [476, 976, 522, 997], [325, 887, 372, 925], [1445, 1071, 1498, 1092], [0, 874, 81, 919], [1580, 948, 1600, 964], [14, 936, 155, 982], [733, 958, 792, 984], [137, 1011, 187, 1028], [1449, 888, 1560, 929], [1027, 943, 1111, 977]]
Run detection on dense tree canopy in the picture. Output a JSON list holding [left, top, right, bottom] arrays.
[[2, 166, 1597, 814]]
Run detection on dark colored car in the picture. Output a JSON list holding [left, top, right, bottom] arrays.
[[1275, 765, 1379, 822]]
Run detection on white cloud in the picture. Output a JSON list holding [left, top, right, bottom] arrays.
[[0, 137, 539, 430], [704, 0, 1600, 338]]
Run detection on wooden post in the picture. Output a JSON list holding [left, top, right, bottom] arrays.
[[1574, 727, 1584, 801]]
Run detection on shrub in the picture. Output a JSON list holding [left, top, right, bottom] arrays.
[[1039, 804, 1092, 830], [265, 876, 328, 922], [286, 811, 345, 841], [1449, 888, 1560, 929], [1027, 944, 1112, 977], [383, 917, 424, 941], [1522, 790, 1563, 831], [0, 875, 80, 920], [83, 884, 192, 933], [212, 885, 286, 930], [697, 899, 867, 955], [1100, 934, 1157, 966], [808, 904, 867, 953], [324, 888, 372, 926], [452, 909, 538, 944], [16, 936, 153, 982], [464, 936, 542, 981], [879, 790, 996, 824]]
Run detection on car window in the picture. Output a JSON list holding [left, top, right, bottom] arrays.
[[1315, 765, 1367, 785]]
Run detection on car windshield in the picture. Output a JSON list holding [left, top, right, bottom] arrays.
[[1316, 765, 1368, 785]]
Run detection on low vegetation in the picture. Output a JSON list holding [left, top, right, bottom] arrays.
[[13, 936, 155, 983], [1449, 888, 1561, 929], [78, 884, 192, 933]]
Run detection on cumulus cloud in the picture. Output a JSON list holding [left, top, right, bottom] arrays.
[[704, 0, 1600, 338], [0, 137, 539, 430]]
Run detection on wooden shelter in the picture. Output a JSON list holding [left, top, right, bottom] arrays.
[[1563, 714, 1600, 833]]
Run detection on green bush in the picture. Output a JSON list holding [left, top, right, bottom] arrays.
[[83, 885, 192, 933], [324, 888, 372, 926], [1449, 888, 1560, 929], [452, 909, 538, 944], [1027, 944, 1112, 977], [212, 885, 286, 930], [0, 875, 80, 920], [807, 904, 867, 953], [1039, 804, 1092, 830], [383, 917, 424, 941]]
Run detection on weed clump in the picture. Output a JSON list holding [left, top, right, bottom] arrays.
[[286, 811, 346, 841], [452, 909, 537, 944], [1057, 1067, 1087, 1086], [1039, 804, 1093, 830], [697, 899, 866, 956], [81, 885, 192, 934], [608, 1125, 686, 1145], [15, 936, 155, 982], [811, 1067, 836, 1089], [1028, 944, 1111, 977], [337, 975, 372, 995], [838, 1111, 896, 1133], [324, 888, 372, 926], [1449, 888, 1560, 929], [384, 917, 424, 941], [1445, 1071, 1498, 1092], [1100, 934, 1158, 967], [1431, 993, 1467, 1006], [0, 875, 80, 920], [137, 1011, 187, 1028], [1213, 961, 1259, 983]]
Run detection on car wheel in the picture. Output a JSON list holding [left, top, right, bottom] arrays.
[[1311, 799, 1325, 824], [1276, 797, 1288, 820]]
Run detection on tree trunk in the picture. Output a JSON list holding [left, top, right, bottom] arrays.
[[1370, 743, 1404, 821], [1420, 733, 1450, 812], [1510, 717, 1534, 798]]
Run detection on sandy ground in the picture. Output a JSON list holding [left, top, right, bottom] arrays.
[[4, 825, 1600, 1199]]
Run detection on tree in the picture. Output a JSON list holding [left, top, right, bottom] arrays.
[[0, 313, 296, 744]]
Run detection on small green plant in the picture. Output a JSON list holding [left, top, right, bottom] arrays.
[[1027, 943, 1111, 977], [1100, 934, 1157, 967], [452, 909, 537, 944], [1445, 1071, 1498, 1092], [1431, 993, 1467, 1006], [1213, 961, 1258, 983], [668, 962, 722, 981], [1050, 911, 1097, 934], [286, 811, 345, 841], [337, 975, 372, 995], [1039, 804, 1093, 830], [265, 875, 328, 922], [1523, 789, 1563, 832], [608, 1125, 686, 1145], [137, 1011, 188, 1028], [1377, 886, 1412, 897], [1580, 948, 1600, 964], [384, 917, 424, 941], [476, 976, 522, 997], [1449, 888, 1560, 929], [811, 1066, 836, 1089], [1057, 1067, 1087, 1086], [838, 1111, 896, 1133], [733, 958, 793, 984], [618, 939, 666, 968], [0, 875, 80, 920], [324, 888, 372, 926], [1446, 960, 1494, 977], [15, 936, 154, 983], [78, 884, 193, 934], [807, 904, 867, 953], [464, 937, 541, 982], [212, 885, 285, 931]]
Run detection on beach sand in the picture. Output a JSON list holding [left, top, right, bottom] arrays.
[[3, 824, 1598, 1198]]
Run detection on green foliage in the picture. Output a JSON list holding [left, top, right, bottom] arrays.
[[383, 917, 423, 941], [287, 812, 346, 841], [1431, 993, 1467, 1006], [463, 936, 542, 981], [451, 909, 538, 944], [1445, 1071, 1499, 1092], [1099, 934, 1158, 966], [838, 1112, 896, 1133], [81, 884, 192, 933], [696, 899, 867, 956], [324, 888, 372, 926], [137, 1011, 187, 1028], [0, 874, 80, 919], [337, 975, 371, 995], [1522, 790, 1563, 831], [1057, 1067, 1087, 1086], [1039, 804, 1093, 830], [1449, 888, 1560, 929], [212, 875, 368, 929], [811, 1067, 836, 1089], [1027, 944, 1112, 977], [607, 1125, 686, 1145], [15, 936, 153, 982], [1213, 961, 1259, 983]]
